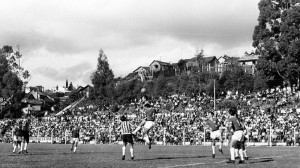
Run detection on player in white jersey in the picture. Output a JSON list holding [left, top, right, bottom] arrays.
[[12, 123, 21, 153]]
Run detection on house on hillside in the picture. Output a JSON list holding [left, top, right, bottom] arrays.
[[238, 54, 259, 75], [184, 56, 219, 74], [203, 56, 218, 73], [171, 63, 180, 76], [217, 55, 239, 74], [133, 66, 152, 82], [22, 90, 55, 113], [25, 86, 44, 94], [149, 60, 175, 78]]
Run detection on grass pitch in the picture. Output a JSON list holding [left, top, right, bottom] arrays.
[[0, 143, 299, 168]]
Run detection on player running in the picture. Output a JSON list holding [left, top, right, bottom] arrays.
[[132, 103, 157, 149], [226, 107, 245, 164], [118, 115, 134, 160], [70, 125, 80, 153], [205, 111, 223, 158]]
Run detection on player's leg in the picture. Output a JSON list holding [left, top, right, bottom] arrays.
[[242, 137, 248, 160], [73, 138, 78, 152], [19, 136, 25, 154], [217, 131, 223, 154], [229, 140, 237, 162], [237, 141, 244, 162], [235, 148, 239, 158], [211, 138, 216, 158], [12, 136, 17, 153], [71, 138, 75, 151], [122, 142, 127, 160], [130, 143, 134, 160], [132, 120, 146, 135], [17, 136, 22, 154], [143, 121, 155, 145], [23, 132, 29, 153]]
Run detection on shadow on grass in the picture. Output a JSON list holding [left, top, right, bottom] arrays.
[[136, 155, 209, 161], [248, 157, 274, 164]]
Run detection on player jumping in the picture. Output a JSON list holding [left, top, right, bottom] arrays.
[[132, 103, 156, 149], [226, 107, 245, 164], [205, 111, 223, 158]]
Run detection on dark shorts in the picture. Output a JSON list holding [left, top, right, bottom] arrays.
[[122, 134, 133, 144], [23, 131, 30, 143]]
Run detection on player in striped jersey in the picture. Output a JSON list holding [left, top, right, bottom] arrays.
[[118, 115, 134, 160]]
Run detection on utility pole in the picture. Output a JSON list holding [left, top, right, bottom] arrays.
[[214, 79, 216, 111]]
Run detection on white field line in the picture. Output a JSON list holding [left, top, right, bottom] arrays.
[[158, 154, 295, 168]]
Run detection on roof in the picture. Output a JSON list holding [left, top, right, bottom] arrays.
[[133, 66, 150, 73], [238, 55, 259, 62], [26, 99, 43, 105], [203, 56, 216, 63], [185, 56, 217, 63], [149, 60, 172, 66]]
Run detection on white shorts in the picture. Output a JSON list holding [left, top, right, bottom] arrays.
[[72, 138, 79, 143], [144, 121, 155, 130], [13, 135, 17, 141], [232, 130, 244, 141], [210, 130, 222, 140]]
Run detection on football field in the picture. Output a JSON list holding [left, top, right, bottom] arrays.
[[0, 143, 299, 168]]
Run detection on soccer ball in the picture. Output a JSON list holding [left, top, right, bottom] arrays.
[[141, 88, 146, 93]]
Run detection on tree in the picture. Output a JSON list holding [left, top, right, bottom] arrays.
[[219, 65, 254, 95], [90, 49, 115, 106], [0, 46, 29, 118], [253, 0, 300, 89], [196, 49, 204, 72], [68, 82, 73, 91], [253, 71, 269, 92], [177, 59, 186, 74]]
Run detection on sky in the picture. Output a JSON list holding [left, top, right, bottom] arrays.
[[0, 0, 261, 89]]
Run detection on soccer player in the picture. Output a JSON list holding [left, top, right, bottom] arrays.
[[15, 120, 24, 154], [12, 122, 21, 153], [119, 115, 134, 160], [235, 118, 249, 160], [21, 118, 31, 154], [205, 111, 223, 158], [226, 107, 245, 164], [132, 103, 156, 149], [70, 125, 80, 153]]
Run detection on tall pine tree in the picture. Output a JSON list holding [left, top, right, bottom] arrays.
[[90, 49, 115, 107]]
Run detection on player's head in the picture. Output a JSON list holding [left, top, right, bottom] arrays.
[[120, 115, 127, 121], [228, 107, 237, 116]]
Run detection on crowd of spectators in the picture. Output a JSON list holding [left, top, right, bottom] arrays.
[[1, 87, 300, 146]]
